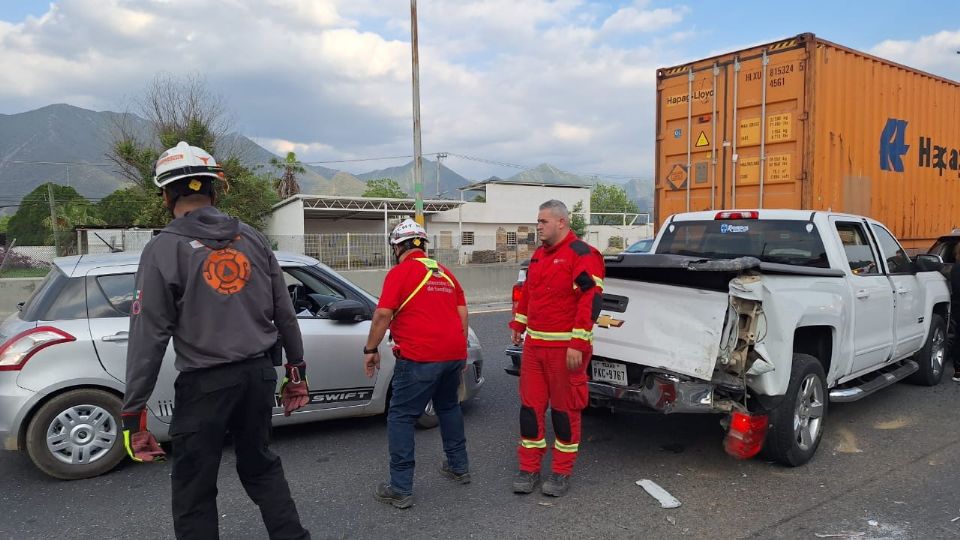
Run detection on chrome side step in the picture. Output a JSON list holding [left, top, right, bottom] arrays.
[[829, 360, 918, 403]]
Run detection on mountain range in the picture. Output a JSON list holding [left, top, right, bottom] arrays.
[[0, 104, 652, 211]]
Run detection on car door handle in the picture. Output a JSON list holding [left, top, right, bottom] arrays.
[[896, 288, 908, 295], [101, 332, 129, 343], [855, 290, 870, 299]]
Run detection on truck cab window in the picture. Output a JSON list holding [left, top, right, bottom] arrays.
[[870, 224, 912, 274], [835, 222, 880, 275]]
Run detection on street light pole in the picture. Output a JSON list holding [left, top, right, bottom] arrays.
[[410, 0, 424, 226]]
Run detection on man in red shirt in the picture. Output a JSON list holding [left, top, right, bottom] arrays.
[[509, 199, 604, 497], [363, 218, 470, 509]]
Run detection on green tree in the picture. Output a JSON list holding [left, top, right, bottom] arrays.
[[42, 201, 106, 244], [106, 73, 276, 231], [109, 74, 231, 191], [362, 178, 408, 198], [97, 186, 154, 227], [8, 183, 87, 246], [591, 184, 640, 225], [570, 201, 587, 238], [270, 151, 304, 199], [216, 158, 280, 231], [0, 215, 11, 234]]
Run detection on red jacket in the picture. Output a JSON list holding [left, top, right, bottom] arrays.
[[509, 231, 605, 352]]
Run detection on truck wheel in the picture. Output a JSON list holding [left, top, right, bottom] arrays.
[[906, 314, 946, 386], [763, 353, 827, 467], [24, 389, 125, 480]]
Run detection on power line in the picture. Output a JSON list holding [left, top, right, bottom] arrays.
[[1, 160, 115, 167], [445, 152, 645, 181], [2, 152, 648, 182]]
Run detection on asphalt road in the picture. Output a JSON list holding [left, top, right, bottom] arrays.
[[1, 310, 959, 539]]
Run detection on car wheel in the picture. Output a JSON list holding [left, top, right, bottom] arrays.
[[416, 399, 440, 429], [25, 389, 125, 480], [906, 314, 946, 386], [762, 353, 827, 467]]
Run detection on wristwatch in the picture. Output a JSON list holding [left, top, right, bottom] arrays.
[[363, 346, 378, 354]]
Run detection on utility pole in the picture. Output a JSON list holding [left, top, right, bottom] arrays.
[[436, 152, 447, 198], [47, 183, 60, 256], [410, 0, 424, 226]]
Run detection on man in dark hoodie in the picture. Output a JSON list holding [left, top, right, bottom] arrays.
[[121, 141, 311, 540]]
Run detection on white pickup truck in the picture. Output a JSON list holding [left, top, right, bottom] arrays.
[[506, 209, 950, 466]]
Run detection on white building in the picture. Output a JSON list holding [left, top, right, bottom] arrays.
[[262, 179, 652, 267], [428, 178, 592, 263]]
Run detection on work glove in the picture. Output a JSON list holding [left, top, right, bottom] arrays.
[[121, 410, 166, 463], [280, 361, 310, 416]]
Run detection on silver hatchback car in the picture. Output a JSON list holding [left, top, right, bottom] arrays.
[[0, 252, 484, 480]]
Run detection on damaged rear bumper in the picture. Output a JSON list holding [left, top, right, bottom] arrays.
[[588, 372, 729, 414], [505, 345, 736, 414]]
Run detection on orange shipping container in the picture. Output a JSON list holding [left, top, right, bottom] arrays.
[[655, 33, 960, 248]]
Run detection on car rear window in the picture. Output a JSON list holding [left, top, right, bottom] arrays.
[[87, 273, 136, 318], [656, 219, 830, 268], [20, 268, 88, 321]]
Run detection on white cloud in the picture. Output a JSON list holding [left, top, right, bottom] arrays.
[[0, 0, 694, 183], [254, 138, 338, 157], [551, 122, 594, 143], [870, 29, 960, 82], [601, 2, 688, 34]]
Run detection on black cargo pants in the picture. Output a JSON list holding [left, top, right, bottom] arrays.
[[169, 356, 310, 540]]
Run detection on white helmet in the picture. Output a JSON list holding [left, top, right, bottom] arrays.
[[390, 218, 428, 245], [154, 141, 224, 189]]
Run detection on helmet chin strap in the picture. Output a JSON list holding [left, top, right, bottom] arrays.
[[393, 239, 425, 263]]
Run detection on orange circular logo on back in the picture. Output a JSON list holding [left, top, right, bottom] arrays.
[[203, 248, 251, 295]]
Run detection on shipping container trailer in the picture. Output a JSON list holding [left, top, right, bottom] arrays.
[[655, 33, 960, 248]]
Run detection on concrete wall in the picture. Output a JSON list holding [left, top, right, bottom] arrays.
[[0, 263, 521, 315], [0, 278, 43, 315], [305, 218, 391, 235], [340, 263, 520, 306], [587, 224, 655, 253]]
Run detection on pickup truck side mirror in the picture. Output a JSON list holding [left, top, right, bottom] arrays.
[[326, 299, 371, 322], [913, 254, 944, 273]]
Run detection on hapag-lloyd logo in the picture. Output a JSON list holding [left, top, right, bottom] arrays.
[[880, 117, 960, 177], [665, 88, 715, 107]]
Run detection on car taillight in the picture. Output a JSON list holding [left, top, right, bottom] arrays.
[[715, 211, 758, 220], [512, 283, 523, 305], [0, 326, 76, 371], [723, 410, 768, 459]]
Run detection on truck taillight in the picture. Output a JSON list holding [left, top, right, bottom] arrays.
[[723, 410, 768, 459], [715, 211, 758, 220], [512, 283, 523, 308], [0, 326, 76, 371]]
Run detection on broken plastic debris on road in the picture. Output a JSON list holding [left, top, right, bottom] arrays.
[[635, 479, 681, 509]]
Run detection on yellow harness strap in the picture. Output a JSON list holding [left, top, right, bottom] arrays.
[[397, 258, 455, 312]]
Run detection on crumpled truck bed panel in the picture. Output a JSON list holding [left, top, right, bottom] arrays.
[[594, 279, 728, 381]]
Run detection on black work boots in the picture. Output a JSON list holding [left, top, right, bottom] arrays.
[[541, 473, 570, 497]]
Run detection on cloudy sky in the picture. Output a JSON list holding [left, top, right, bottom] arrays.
[[1, 1, 958, 181]]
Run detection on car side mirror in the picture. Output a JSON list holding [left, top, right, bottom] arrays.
[[326, 299, 370, 322], [913, 254, 944, 273]]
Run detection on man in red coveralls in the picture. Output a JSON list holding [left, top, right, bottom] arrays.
[[509, 199, 604, 497], [363, 218, 470, 509]]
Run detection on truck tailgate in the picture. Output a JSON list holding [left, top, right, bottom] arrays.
[[594, 277, 728, 381]]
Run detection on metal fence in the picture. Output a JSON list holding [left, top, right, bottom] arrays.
[[0, 244, 57, 276], [268, 234, 542, 271]]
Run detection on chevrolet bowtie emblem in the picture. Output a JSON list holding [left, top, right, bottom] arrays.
[[596, 314, 624, 328]]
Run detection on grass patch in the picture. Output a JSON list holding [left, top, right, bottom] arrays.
[[0, 268, 50, 278]]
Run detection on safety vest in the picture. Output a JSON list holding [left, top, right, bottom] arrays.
[[398, 257, 455, 312]]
